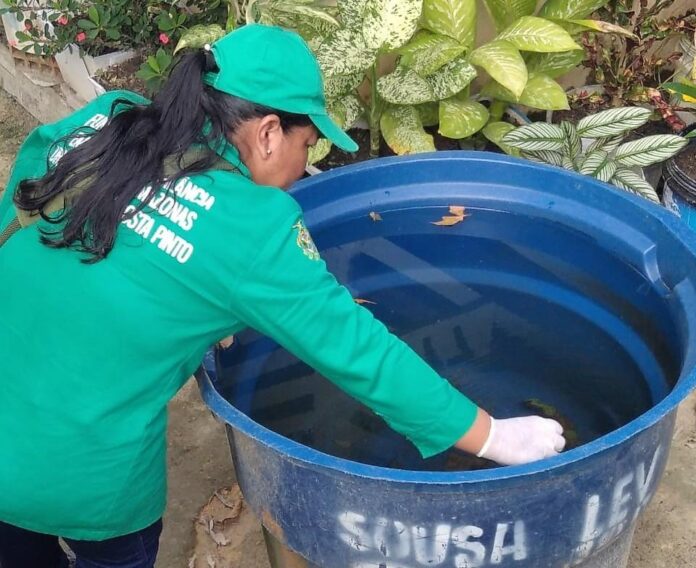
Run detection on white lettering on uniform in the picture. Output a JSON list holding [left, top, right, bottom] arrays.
[[150, 225, 194, 263], [121, 205, 155, 239], [173, 177, 216, 210]]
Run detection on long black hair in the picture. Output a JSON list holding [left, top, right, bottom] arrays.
[[14, 50, 313, 263]]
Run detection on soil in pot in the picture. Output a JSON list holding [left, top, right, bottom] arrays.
[[675, 143, 696, 180], [94, 53, 148, 97]]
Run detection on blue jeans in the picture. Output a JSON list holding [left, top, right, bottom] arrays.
[[0, 519, 162, 568]]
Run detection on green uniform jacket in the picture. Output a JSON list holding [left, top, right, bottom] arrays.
[[0, 90, 478, 540]]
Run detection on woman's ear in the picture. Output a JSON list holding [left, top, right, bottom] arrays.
[[255, 114, 283, 158]]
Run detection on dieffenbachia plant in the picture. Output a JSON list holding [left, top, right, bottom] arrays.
[[500, 107, 689, 203], [310, 0, 626, 160]]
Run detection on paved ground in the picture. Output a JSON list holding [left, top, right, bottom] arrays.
[[1, 90, 695, 568]]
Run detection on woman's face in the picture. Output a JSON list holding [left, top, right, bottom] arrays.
[[232, 116, 318, 190]]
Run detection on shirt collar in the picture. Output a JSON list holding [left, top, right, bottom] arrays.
[[212, 138, 252, 179]]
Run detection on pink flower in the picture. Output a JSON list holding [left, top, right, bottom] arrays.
[[56, 15, 69, 26], [76, 31, 86, 42], [159, 32, 170, 45]]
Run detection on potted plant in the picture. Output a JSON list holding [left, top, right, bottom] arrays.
[[662, 81, 696, 224], [572, 1, 695, 132], [299, 0, 637, 164], [499, 106, 689, 203]]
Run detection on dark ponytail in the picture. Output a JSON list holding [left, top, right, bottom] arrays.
[[14, 50, 313, 263]]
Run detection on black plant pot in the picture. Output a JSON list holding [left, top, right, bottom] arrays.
[[662, 133, 696, 228]]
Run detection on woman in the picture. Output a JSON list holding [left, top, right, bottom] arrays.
[[0, 24, 564, 568]]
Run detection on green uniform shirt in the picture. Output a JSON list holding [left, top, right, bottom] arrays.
[[0, 90, 478, 540]]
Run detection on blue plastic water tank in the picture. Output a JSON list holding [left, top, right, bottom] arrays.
[[198, 152, 696, 568]]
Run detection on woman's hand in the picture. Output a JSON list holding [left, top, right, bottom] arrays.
[[455, 409, 566, 466]]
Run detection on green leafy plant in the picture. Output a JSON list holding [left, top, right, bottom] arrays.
[[134, 48, 173, 92], [665, 81, 696, 140], [581, 2, 696, 131], [0, 1, 230, 56], [307, 0, 625, 161], [500, 107, 689, 202]]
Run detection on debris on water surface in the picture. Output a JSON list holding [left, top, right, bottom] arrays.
[[369, 211, 383, 222], [432, 205, 469, 226], [524, 399, 581, 449], [354, 298, 377, 305]]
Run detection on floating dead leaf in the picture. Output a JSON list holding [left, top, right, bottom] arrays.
[[432, 205, 469, 226], [354, 298, 377, 305], [369, 211, 383, 222]]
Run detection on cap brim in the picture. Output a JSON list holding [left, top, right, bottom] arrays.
[[310, 113, 358, 152]]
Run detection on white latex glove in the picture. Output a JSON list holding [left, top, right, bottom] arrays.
[[476, 416, 566, 465]]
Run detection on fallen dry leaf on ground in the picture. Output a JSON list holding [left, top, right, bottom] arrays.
[[432, 205, 469, 226]]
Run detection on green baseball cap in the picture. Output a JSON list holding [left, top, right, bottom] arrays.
[[203, 24, 358, 152]]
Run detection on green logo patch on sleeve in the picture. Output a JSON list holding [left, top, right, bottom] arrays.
[[292, 220, 320, 261]]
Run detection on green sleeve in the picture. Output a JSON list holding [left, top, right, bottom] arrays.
[[230, 200, 478, 458]]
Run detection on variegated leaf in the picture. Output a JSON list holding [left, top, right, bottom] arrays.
[[381, 105, 436, 155], [562, 155, 577, 170], [502, 122, 566, 151], [525, 50, 584, 79], [614, 135, 689, 167], [580, 150, 616, 182], [560, 121, 581, 160], [470, 40, 527, 99], [271, 3, 340, 28], [567, 19, 638, 40], [519, 74, 569, 110], [426, 56, 478, 100], [377, 65, 435, 104], [483, 0, 536, 33], [362, 0, 422, 51], [422, 0, 477, 49], [522, 150, 564, 166], [496, 16, 582, 53], [539, 0, 610, 20], [439, 98, 489, 138], [480, 80, 519, 103], [337, 94, 365, 129], [307, 93, 364, 164], [324, 72, 365, 99], [397, 31, 466, 76], [295, 11, 342, 40], [586, 135, 625, 154], [417, 102, 440, 127], [317, 28, 376, 76], [611, 168, 659, 203], [338, 0, 369, 27], [307, 138, 333, 164], [482, 121, 521, 156], [174, 24, 225, 54], [576, 107, 652, 138]]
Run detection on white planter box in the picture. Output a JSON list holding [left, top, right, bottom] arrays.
[[54, 44, 137, 102]]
